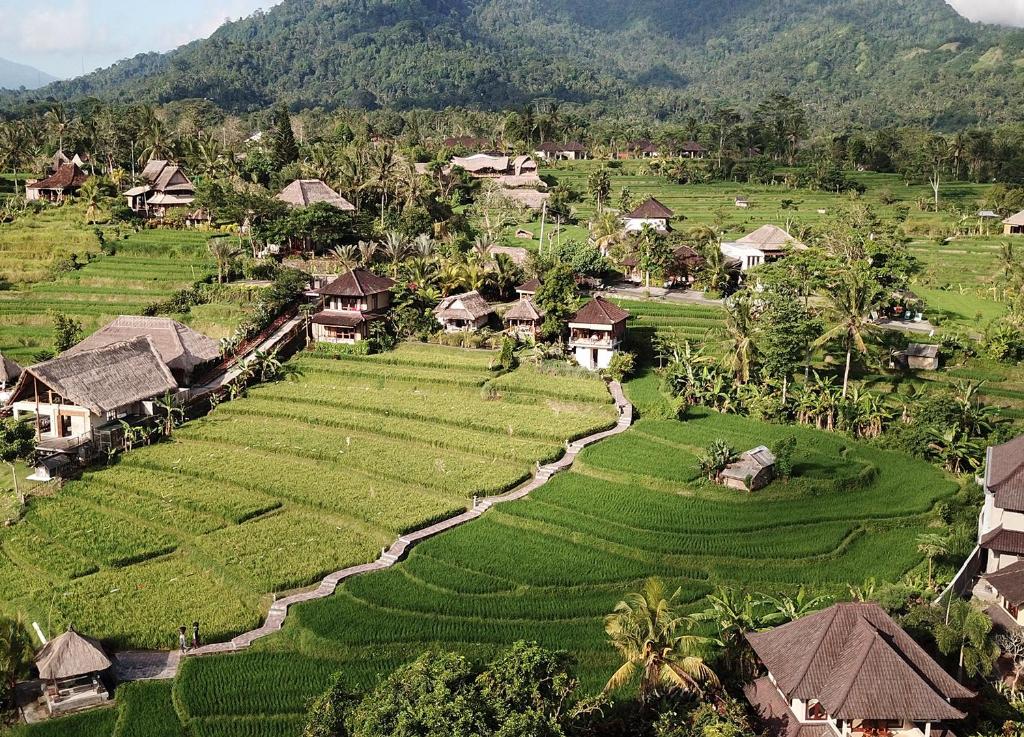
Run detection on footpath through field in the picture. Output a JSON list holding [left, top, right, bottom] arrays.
[[113, 380, 633, 675]]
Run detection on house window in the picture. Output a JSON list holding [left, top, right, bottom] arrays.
[[806, 701, 827, 721]]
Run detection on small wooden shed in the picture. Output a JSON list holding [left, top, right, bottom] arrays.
[[720, 446, 776, 491]]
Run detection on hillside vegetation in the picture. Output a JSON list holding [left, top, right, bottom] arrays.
[[12, 0, 1024, 127]]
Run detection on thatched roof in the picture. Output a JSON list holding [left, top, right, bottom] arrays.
[[626, 198, 674, 220], [64, 316, 220, 377], [452, 154, 509, 173], [435, 291, 494, 321], [487, 245, 529, 267], [1004, 211, 1024, 226], [747, 602, 971, 721], [680, 140, 707, 152], [502, 189, 550, 210], [10, 337, 178, 414], [570, 297, 630, 326], [0, 353, 22, 384], [736, 224, 805, 252], [320, 268, 395, 297], [278, 179, 355, 211], [504, 298, 544, 322], [140, 159, 169, 181], [26, 164, 89, 191], [36, 626, 111, 680]]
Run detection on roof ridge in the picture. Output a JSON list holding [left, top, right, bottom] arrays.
[[827, 617, 882, 714], [789, 606, 839, 692]]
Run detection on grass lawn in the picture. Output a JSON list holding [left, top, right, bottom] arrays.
[[0, 229, 242, 365], [0, 344, 616, 650]]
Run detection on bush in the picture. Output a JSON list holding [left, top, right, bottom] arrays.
[[604, 350, 636, 382], [772, 436, 798, 480]]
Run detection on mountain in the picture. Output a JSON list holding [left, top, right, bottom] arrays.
[[0, 56, 58, 90], [12, 0, 1024, 128]]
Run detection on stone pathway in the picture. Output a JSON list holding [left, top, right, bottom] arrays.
[[114, 650, 181, 681], [172, 381, 634, 661]]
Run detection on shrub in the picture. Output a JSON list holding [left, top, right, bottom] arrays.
[[604, 350, 636, 382]]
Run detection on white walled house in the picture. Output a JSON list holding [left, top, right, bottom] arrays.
[[745, 602, 972, 737], [535, 142, 589, 161], [973, 435, 1024, 624], [311, 269, 395, 345], [623, 198, 674, 233], [568, 297, 630, 371], [721, 224, 805, 272]]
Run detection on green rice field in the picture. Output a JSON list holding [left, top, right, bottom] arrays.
[[0, 229, 245, 364], [0, 344, 616, 649]]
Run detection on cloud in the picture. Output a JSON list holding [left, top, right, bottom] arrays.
[[946, 0, 1024, 26]]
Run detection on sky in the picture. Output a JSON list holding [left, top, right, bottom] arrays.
[[0, 0, 1022, 81]]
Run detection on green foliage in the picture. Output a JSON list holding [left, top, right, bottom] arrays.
[[302, 673, 358, 737], [270, 104, 299, 166], [49, 309, 83, 352], [771, 436, 797, 481], [0, 614, 32, 708], [604, 351, 635, 383]]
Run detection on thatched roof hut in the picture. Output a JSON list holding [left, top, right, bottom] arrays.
[[35, 626, 111, 681], [277, 179, 356, 211], [435, 291, 494, 322], [0, 352, 22, 386]]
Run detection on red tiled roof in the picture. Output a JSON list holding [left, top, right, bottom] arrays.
[[27, 164, 89, 190], [570, 297, 630, 326], [747, 602, 971, 722], [988, 435, 1024, 511], [320, 269, 395, 297]]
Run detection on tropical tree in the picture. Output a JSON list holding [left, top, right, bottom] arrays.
[[927, 426, 984, 475], [721, 293, 759, 383], [916, 533, 949, 589], [604, 577, 719, 699], [78, 178, 103, 224], [153, 391, 185, 438], [763, 586, 832, 624], [0, 614, 33, 708], [694, 587, 773, 679], [935, 600, 998, 682], [814, 268, 882, 397], [208, 238, 240, 284], [697, 439, 737, 482], [0, 418, 34, 506]]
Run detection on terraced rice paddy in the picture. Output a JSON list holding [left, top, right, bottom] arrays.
[[910, 237, 1010, 328], [0, 229, 243, 364], [0, 205, 109, 284], [152, 400, 955, 737], [0, 344, 616, 649]]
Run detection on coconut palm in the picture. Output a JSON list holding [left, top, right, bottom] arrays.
[[0, 614, 33, 708], [721, 293, 759, 384], [77, 178, 103, 224], [604, 577, 719, 699], [935, 600, 998, 682], [208, 238, 240, 284], [916, 533, 948, 589], [590, 210, 622, 256], [331, 245, 359, 272], [694, 587, 772, 679], [813, 268, 882, 398], [44, 104, 75, 152]]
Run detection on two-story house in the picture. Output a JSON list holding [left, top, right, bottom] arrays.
[[311, 268, 396, 345], [568, 297, 629, 371], [745, 602, 972, 737]]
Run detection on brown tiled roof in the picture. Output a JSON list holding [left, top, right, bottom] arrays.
[[312, 311, 373, 328], [517, 278, 541, 294], [672, 245, 705, 269], [504, 298, 544, 322], [434, 291, 494, 321], [626, 197, 674, 220], [320, 269, 395, 297], [747, 602, 971, 721], [987, 435, 1024, 511], [65, 316, 219, 377], [983, 561, 1024, 607], [981, 526, 1024, 556], [10, 337, 177, 415], [681, 140, 707, 152], [570, 297, 630, 326], [27, 164, 89, 190], [745, 677, 832, 737]]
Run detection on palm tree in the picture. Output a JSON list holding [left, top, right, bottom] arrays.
[[0, 614, 33, 707], [763, 587, 832, 624], [935, 600, 998, 683], [44, 104, 74, 153], [78, 178, 102, 224], [208, 239, 240, 284], [380, 232, 410, 266], [604, 577, 719, 699], [721, 293, 758, 384], [331, 245, 359, 272], [813, 269, 881, 398], [916, 533, 948, 589], [153, 391, 184, 439], [357, 240, 379, 267], [694, 587, 772, 679], [590, 210, 622, 256]]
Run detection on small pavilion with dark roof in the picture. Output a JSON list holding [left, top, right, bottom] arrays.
[[745, 602, 971, 737], [34, 625, 112, 715], [311, 268, 395, 345], [25, 164, 90, 203]]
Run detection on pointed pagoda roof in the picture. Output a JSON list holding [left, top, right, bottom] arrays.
[[320, 268, 395, 297], [747, 602, 971, 721], [569, 297, 630, 326], [626, 197, 674, 220], [35, 626, 112, 681]]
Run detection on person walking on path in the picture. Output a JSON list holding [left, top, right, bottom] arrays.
[[178, 626, 188, 653], [191, 621, 200, 649]]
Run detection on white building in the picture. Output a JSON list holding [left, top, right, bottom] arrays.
[[974, 434, 1024, 625], [568, 297, 630, 371], [623, 198, 674, 233], [720, 224, 805, 272]]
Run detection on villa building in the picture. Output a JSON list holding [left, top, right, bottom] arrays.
[[623, 197, 674, 233], [25, 164, 89, 203], [503, 284, 545, 340], [124, 160, 195, 217], [311, 268, 395, 344], [680, 141, 708, 159], [568, 297, 629, 371], [973, 434, 1024, 625], [1003, 211, 1024, 236], [745, 602, 972, 737], [721, 224, 805, 272], [434, 291, 494, 332]]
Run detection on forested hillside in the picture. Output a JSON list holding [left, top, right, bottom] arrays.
[[7, 0, 1024, 127]]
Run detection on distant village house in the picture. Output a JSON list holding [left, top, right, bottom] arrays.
[[124, 160, 196, 218], [25, 164, 89, 203], [311, 268, 395, 345], [534, 142, 589, 161], [719, 446, 776, 491], [623, 197, 674, 233], [721, 224, 804, 272], [568, 297, 629, 371], [435, 291, 495, 332]]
